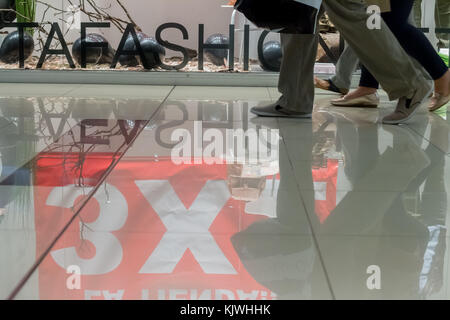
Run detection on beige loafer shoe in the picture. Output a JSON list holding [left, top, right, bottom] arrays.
[[383, 84, 433, 125], [331, 93, 379, 108], [428, 92, 450, 112]]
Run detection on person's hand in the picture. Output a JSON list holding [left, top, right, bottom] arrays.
[[228, 0, 237, 5]]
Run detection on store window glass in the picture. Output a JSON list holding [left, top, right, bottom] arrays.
[[0, 0, 341, 74], [0, 1, 448, 74]]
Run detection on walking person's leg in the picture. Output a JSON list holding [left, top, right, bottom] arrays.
[[277, 33, 318, 114], [314, 42, 359, 94], [331, 2, 425, 108], [323, 0, 433, 124], [334, 0, 449, 111], [381, 0, 449, 111], [436, 0, 450, 49], [252, 0, 432, 124], [384, 0, 448, 80], [330, 43, 360, 91], [251, 32, 319, 118]]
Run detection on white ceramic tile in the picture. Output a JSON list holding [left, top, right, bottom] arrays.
[[407, 111, 450, 155], [317, 234, 450, 299], [155, 99, 275, 122]]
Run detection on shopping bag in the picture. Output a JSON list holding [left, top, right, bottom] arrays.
[[234, 0, 322, 34], [439, 52, 449, 67]]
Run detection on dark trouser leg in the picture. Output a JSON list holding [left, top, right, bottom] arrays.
[[383, 0, 448, 80], [277, 33, 319, 113], [359, 65, 380, 89]]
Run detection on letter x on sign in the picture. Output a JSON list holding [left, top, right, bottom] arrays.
[[135, 180, 237, 275]]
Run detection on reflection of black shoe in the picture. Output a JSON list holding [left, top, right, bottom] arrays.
[[249, 117, 280, 130], [231, 219, 314, 298], [251, 103, 312, 118]]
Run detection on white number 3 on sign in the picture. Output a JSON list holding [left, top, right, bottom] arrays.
[[47, 184, 128, 275]]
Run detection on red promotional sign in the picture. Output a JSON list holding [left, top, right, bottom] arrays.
[[34, 154, 277, 300]]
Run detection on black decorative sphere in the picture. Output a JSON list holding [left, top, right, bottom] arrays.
[[139, 37, 165, 69], [72, 34, 102, 64], [259, 41, 282, 72], [72, 33, 116, 65], [0, 31, 34, 64], [204, 34, 229, 66], [119, 33, 165, 69], [0, 0, 16, 29], [119, 32, 148, 67]]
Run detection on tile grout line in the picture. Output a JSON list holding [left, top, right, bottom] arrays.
[[7, 85, 177, 300], [405, 122, 450, 157], [280, 136, 337, 300]]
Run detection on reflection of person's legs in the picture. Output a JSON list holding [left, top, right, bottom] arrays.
[[277, 126, 313, 226], [321, 128, 430, 235], [336, 116, 379, 184]]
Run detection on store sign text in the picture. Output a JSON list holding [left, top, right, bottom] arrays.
[[4, 22, 274, 71]]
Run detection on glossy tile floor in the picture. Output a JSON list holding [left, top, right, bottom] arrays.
[[0, 83, 449, 300]]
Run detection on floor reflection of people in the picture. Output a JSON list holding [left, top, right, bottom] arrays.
[[233, 113, 448, 299], [0, 115, 32, 221], [322, 112, 447, 299], [400, 115, 448, 298], [231, 121, 327, 300]]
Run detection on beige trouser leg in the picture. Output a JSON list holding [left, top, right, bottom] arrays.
[[329, 7, 429, 89], [330, 42, 360, 90], [276, 0, 431, 113], [323, 0, 430, 100]]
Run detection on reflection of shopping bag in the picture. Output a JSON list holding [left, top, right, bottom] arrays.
[[227, 164, 266, 201], [234, 0, 322, 34]]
